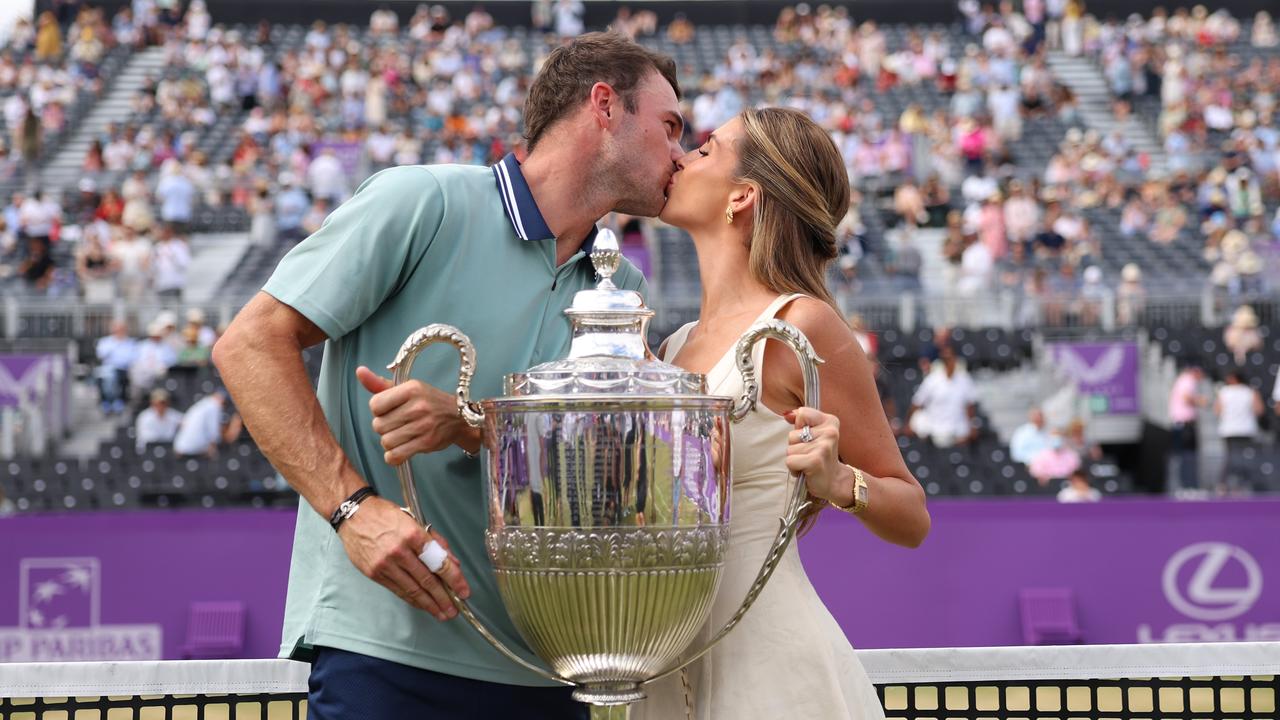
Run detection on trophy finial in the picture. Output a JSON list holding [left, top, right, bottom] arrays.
[[590, 228, 621, 289]]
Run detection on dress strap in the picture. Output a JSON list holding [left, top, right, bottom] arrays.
[[759, 293, 810, 324], [660, 321, 698, 362]]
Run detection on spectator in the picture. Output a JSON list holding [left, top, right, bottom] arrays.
[[135, 388, 184, 452], [75, 225, 119, 302], [1168, 364, 1206, 496], [95, 321, 137, 415], [667, 13, 695, 44], [907, 345, 978, 447], [893, 178, 928, 228], [274, 172, 309, 242], [129, 320, 177, 400], [1254, 12, 1278, 47], [1057, 468, 1101, 502], [154, 159, 196, 234], [1274, 371, 1280, 417], [1223, 306, 1262, 365], [1214, 370, 1263, 496], [554, 0, 585, 37], [35, 12, 62, 63], [110, 225, 152, 304], [886, 232, 923, 293], [173, 391, 243, 458], [1029, 431, 1081, 486], [301, 197, 330, 237], [19, 191, 57, 247], [306, 148, 348, 205], [1009, 408, 1052, 464], [185, 308, 217, 348], [1115, 263, 1145, 325], [176, 324, 212, 366], [151, 224, 191, 301], [18, 237, 55, 291]]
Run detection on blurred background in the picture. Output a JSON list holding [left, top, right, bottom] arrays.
[[0, 0, 1276, 666]]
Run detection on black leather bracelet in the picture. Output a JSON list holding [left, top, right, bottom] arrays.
[[329, 486, 378, 531]]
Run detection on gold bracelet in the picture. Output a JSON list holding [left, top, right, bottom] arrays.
[[828, 464, 869, 515]]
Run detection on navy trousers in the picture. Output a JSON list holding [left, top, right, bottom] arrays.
[[307, 646, 588, 720]]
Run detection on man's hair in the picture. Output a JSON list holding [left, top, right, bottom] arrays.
[[522, 32, 680, 150]]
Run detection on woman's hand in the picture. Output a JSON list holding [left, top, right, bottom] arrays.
[[784, 406, 848, 505]]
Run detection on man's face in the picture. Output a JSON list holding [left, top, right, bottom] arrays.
[[602, 71, 685, 217]]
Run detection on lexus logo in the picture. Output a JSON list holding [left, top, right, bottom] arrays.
[[1162, 543, 1263, 621]]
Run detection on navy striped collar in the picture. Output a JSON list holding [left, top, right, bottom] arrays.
[[491, 153, 597, 254]]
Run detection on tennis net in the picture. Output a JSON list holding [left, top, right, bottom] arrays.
[[0, 642, 1276, 719]]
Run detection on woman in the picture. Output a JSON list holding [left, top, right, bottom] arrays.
[[632, 108, 929, 719]]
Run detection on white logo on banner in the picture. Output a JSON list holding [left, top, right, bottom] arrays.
[[0, 557, 162, 661], [1162, 543, 1263, 621], [1052, 345, 1127, 384]]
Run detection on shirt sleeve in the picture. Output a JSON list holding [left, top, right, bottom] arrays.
[[611, 257, 649, 299], [912, 374, 935, 407], [262, 166, 445, 340]]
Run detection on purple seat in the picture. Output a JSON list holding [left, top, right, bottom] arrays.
[[1019, 588, 1082, 645], [181, 601, 246, 659]]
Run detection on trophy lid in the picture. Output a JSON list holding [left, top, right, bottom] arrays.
[[504, 229, 706, 397]]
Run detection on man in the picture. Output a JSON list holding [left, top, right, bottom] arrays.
[[135, 388, 183, 452], [154, 159, 196, 235], [214, 33, 682, 719], [172, 390, 242, 457], [95, 320, 137, 415], [1009, 407, 1051, 465], [906, 345, 979, 447]]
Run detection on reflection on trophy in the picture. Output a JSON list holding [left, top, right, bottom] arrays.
[[390, 230, 823, 719]]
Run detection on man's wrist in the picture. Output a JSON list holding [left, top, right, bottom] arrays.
[[455, 424, 483, 456]]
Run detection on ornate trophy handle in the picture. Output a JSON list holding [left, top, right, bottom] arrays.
[[387, 324, 568, 686], [649, 319, 823, 683], [389, 323, 486, 427]]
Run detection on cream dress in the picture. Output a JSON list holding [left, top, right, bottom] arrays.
[[632, 294, 886, 720]]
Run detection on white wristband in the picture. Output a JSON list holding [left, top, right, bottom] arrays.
[[419, 539, 448, 573]]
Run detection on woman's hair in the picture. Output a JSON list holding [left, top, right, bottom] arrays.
[[733, 107, 853, 533], [734, 108, 850, 317]]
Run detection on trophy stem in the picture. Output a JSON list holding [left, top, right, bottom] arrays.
[[588, 703, 633, 720]]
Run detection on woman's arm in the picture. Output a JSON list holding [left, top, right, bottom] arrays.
[[764, 298, 930, 548]]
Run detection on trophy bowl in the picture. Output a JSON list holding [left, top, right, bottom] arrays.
[[390, 230, 820, 717]]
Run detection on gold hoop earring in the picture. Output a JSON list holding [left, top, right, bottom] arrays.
[[725, 206, 734, 224]]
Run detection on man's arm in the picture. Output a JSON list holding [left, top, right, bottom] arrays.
[[214, 292, 470, 621]]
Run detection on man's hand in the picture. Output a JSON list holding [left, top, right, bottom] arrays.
[[337, 496, 471, 621], [357, 367, 480, 464]]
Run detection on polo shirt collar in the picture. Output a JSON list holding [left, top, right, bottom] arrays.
[[491, 152, 598, 255]]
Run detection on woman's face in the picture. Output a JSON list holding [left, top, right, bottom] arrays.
[[659, 116, 748, 230]]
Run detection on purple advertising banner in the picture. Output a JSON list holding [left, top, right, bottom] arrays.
[[1046, 341, 1141, 415], [0, 499, 1276, 662], [310, 140, 363, 178]]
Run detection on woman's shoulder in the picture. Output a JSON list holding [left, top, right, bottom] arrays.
[[776, 296, 850, 345]]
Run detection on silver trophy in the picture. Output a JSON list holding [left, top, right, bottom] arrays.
[[390, 230, 822, 719]]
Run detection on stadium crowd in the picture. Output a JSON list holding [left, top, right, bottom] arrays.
[[0, 0, 1275, 507]]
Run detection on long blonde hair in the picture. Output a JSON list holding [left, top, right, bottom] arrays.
[[734, 107, 852, 533], [735, 107, 849, 315]]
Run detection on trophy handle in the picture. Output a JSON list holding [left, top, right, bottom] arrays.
[[387, 324, 568, 686], [389, 323, 486, 428], [648, 319, 821, 683]]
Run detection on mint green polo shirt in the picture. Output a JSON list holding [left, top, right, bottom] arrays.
[[263, 158, 646, 685]]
